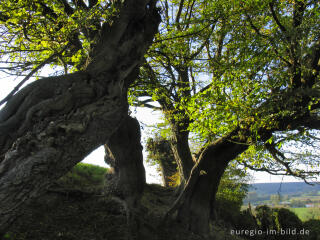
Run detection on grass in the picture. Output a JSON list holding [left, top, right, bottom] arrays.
[[56, 162, 108, 190], [290, 207, 320, 222]]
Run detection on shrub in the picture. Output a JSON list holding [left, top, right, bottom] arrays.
[[235, 208, 257, 230], [273, 208, 303, 230], [303, 219, 320, 240], [255, 205, 275, 231], [57, 163, 108, 189]]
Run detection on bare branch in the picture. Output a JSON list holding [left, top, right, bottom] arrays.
[[132, 99, 161, 110], [154, 23, 212, 43]]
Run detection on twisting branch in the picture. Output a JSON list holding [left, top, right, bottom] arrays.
[[88, 0, 98, 8], [245, 14, 269, 39], [154, 23, 212, 43], [175, 0, 185, 29], [269, 2, 289, 37], [57, 0, 75, 15], [72, 0, 89, 9], [0, 46, 68, 107], [240, 160, 284, 175], [306, 132, 320, 141], [265, 142, 296, 176], [188, 21, 217, 60], [239, 160, 318, 185], [132, 99, 161, 110], [245, 13, 292, 67]]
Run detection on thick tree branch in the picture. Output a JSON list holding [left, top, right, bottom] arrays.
[[188, 22, 216, 61], [293, 0, 306, 28], [269, 2, 289, 37], [38, 1, 59, 20], [132, 99, 161, 110], [245, 14, 292, 67], [0, 0, 160, 234], [175, 0, 185, 29], [0, 12, 9, 22], [72, 0, 89, 9], [265, 142, 296, 176], [58, 0, 75, 15], [88, 0, 98, 8]]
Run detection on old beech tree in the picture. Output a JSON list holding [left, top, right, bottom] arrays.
[[1, 0, 320, 238], [0, 0, 160, 234], [164, 0, 320, 235]]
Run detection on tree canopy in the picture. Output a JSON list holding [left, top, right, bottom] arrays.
[[133, 0, 320, 182]]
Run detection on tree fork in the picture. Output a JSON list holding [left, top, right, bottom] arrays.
[[0, 0, 160, 234]]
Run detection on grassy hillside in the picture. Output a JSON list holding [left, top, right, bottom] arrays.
[[56, 162, 108, 190], [291, 207, 320, 221]]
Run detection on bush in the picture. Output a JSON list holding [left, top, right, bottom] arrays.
[[255, 205, 275, 231], [272, 208, 303, 240], [235, 208, 257, 230], [57, 163, 108, 189], [273, 208, 303, 230], [303, 219, 320, 240]]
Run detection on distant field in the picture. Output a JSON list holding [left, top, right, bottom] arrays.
[[290, 208, 310, 221], [290, 208, 320, 222], [291, 196, 320, 201]]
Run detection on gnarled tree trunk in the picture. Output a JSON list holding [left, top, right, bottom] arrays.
[[170, 122, 194, 186], [104, 115, 145, 206], [104, 115, 146, 240], [166, 130, 249, 236], [0, 0, 160, 234]]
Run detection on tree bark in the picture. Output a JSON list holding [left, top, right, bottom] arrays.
[[170, 123, 194, 186], [0, 0, 160, 234], [166, 130, 248, 236], [169, 66, 194, 186], [104, 115, 146, 206]]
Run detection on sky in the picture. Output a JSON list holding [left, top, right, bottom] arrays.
[[0, 73, 305, 184]]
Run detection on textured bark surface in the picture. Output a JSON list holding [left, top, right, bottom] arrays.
[[170, 125, 194, 186], [166, 130, 249, 236], [0, 0, 160, 234], [104, 115, 146, 206]]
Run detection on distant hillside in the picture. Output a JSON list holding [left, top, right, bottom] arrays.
[[249, 182, 320, 196]]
